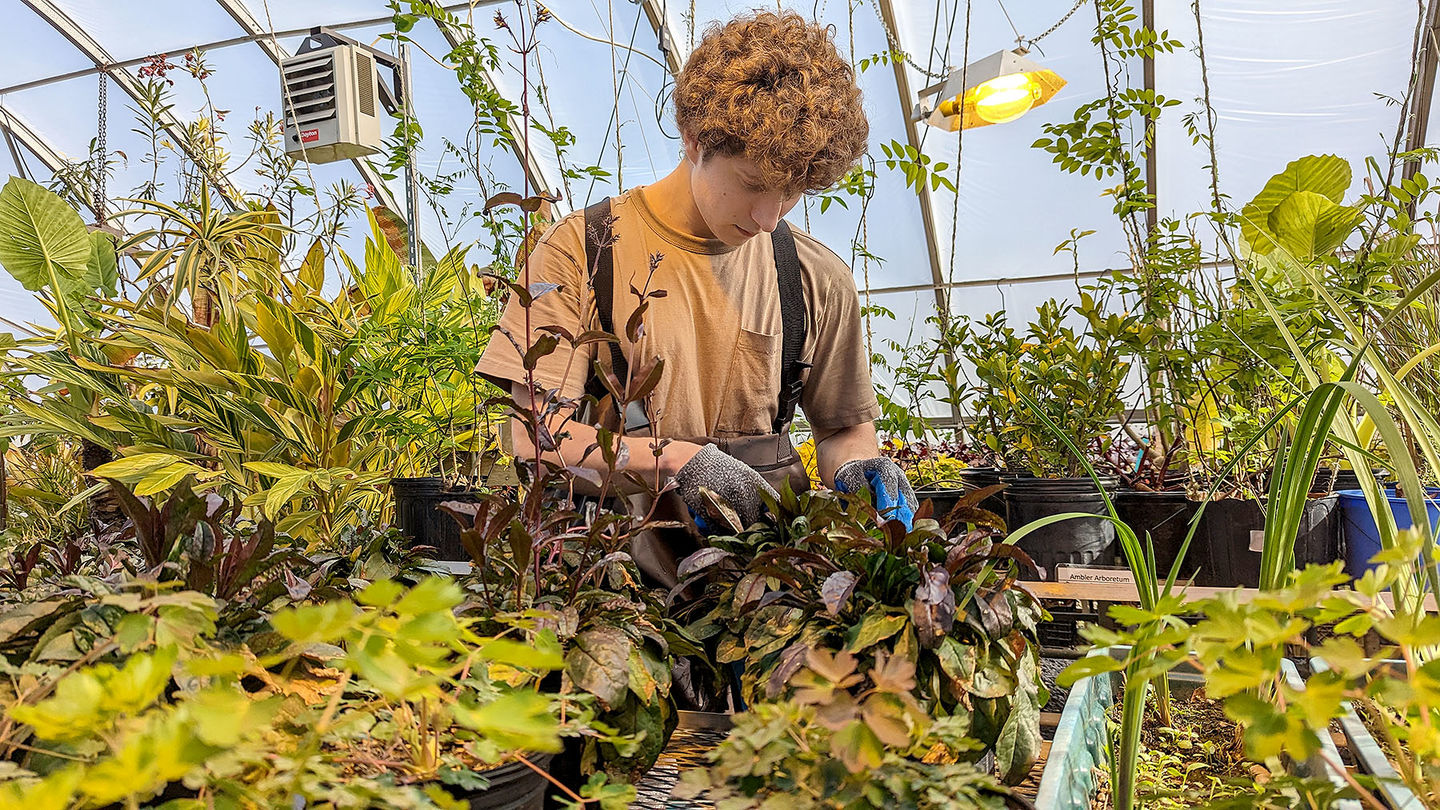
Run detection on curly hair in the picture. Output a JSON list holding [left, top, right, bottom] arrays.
[[674, 11, 868, 194]]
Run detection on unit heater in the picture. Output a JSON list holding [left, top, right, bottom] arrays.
[[281, 43, 382, 164]]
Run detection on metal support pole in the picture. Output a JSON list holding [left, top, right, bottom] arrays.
[[874, 0, 962, 428], [1404, 0, 1440, 218], [400, 43, 422, 272]]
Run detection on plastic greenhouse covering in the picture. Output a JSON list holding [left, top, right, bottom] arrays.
[[0, 0, 1431, 415]]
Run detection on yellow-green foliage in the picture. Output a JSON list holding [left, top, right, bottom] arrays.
[[903, 454, 970, 488]]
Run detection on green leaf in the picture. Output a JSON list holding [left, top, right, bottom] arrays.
[[1312, 636, 1377, 680], [356, 579, 406, 608], [1266, 191, 1364, 262], [1205, 649, 1277, 698], [86, 229, 118, 298], [627, 647, 659, 702], [0, 177, 91, 295], [245, 461, 307, 479], [830, 720, 885, 774], [481, 637, 564, 671], [0, 766, 82, 810], [90, 452, 187, 483], [844, 610, 907, 652], [269, 600, 357, 645], [452, 690, 562, 753], [391, 577, 463, 616], [299, 237, 325, 288], [1056, 653, 1125, 688], [261, 474, 308, 519], [994, 657, 1043, 782], [1239, 154, 1352, 254], [134, 463, 201, 497], [186, 687, 278, 747]]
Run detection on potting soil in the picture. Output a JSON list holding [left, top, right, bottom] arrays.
[[1091, 688, 1256, 809]]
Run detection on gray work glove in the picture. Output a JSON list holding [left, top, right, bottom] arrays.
[[675, 444, 780, 532], [835, 457, 918, 529]]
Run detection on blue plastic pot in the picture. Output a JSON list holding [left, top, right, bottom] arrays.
[[1336, 488, 1440, 577]]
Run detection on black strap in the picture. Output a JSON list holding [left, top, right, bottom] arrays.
[[771, 221, 809, 434], [581, 197, 808, 435], [584, 199, 626, 396]]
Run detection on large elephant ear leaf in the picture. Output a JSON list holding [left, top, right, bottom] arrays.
[[1267, 190, 1365, 263], [0, 177, 92, 296], [1240, 154, 1353, 256]]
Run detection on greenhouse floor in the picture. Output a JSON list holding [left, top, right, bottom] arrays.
[[633, 723, 729, 808]]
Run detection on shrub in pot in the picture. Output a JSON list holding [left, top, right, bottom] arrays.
[[954, 297, 1136, 578], [441, 487, 682, 791], [677, 488, 1044, 783]]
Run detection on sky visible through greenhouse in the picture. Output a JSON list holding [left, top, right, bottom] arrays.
[[0, 0, 1426, 414]]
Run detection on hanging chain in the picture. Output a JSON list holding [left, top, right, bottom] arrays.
[[94, 70, 107, 224], [870, 0, 1089, 80], [1017, 0, 1088, 52], [867, 0, 948, 80]]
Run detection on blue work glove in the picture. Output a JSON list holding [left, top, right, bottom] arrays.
[[675, 444, 779, 534], [835, 457, 917, 530]]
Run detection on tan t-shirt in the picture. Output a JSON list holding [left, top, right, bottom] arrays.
[[476, 186, 880, 437]]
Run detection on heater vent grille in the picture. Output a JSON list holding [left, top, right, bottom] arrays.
[[356, 52, 374, 117], [282, 53, 336, 126]]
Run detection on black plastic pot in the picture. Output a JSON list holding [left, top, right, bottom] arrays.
[[1190, 495, 1341, 587], [1113, 490, 1201, 581], [543, 735, 585, 808], [915, 484, 966, 525], [450, 755, 555, 810], [1311, 468, 1387, 493], [1002, 476, 1118, 580], [391, 476, 483, 561]]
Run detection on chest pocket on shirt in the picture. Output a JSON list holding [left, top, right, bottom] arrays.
[[714, 328, 780, 437]]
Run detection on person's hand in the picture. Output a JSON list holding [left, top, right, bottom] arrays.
[[674, 444, 779, 532], [835, 457, 917, 530]]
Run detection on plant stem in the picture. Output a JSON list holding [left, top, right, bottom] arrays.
[[514, 753, 586, 803], [315, 669, 353, 733]]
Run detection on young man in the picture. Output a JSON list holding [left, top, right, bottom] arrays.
[[476, 10, 915, 585]]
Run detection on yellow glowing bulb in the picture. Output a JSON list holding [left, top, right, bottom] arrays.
[[968, 73, 1042, 124]]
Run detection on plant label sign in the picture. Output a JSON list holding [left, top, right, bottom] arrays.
[[1249, 529, 1265, 553], [1055, 564, 1136, 587]]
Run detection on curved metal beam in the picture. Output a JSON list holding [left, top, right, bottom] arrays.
[[873, 0, 960, 426], [638, 0, 686, 77], [0, 3, 484, 96], [874, 0, 948, 317], [0, 103, 108, 220], [0, 104, 69, 177], [427, 12, 564, 210], [19, 0, 242, 211]]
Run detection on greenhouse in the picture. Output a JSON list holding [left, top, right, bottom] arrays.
[[2, 0, 1439, 807]]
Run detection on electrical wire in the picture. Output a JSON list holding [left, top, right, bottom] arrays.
[[542, 7, 670, 72], [994, 0, 1022, 44], [584, 1, 647, 203]]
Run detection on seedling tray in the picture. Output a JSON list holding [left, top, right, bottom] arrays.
[[1035, 647, 1357, 809]]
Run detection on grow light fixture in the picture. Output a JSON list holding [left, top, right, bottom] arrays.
[[919, 49, 1066, 131]]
